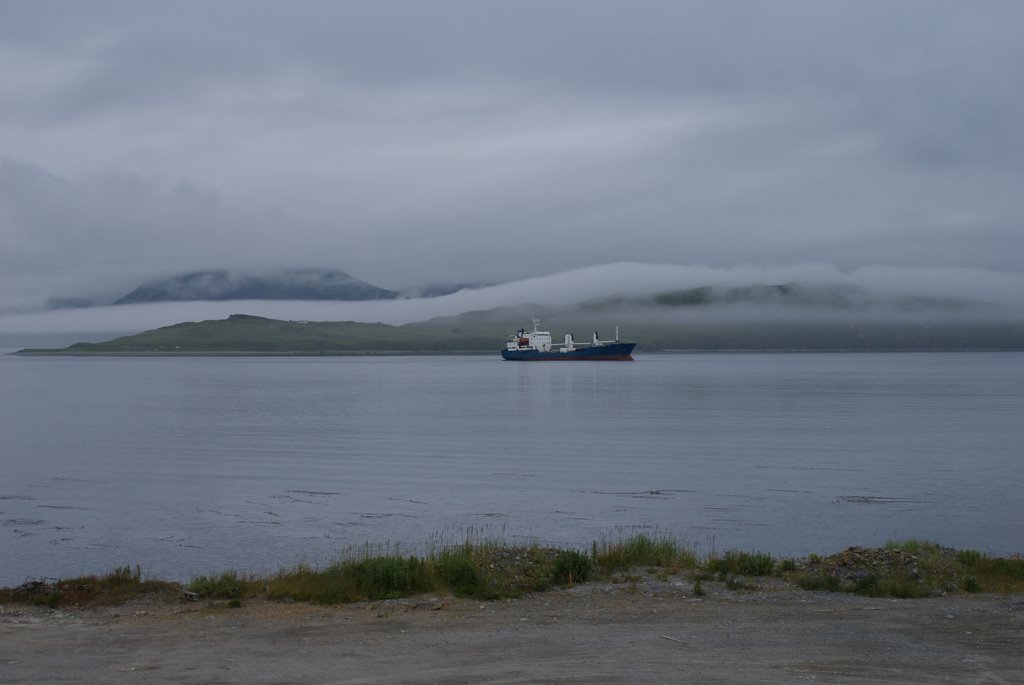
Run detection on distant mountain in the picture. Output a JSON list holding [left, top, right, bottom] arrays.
[[114, 269, 400, 304], [400, 283, 492, 298], [585, 283, 982, 314], [44, 297, 98, 310]]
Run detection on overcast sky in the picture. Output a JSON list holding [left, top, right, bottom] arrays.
[[2, 1, 1023, 313]]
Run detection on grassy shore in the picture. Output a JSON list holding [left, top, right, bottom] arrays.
[[4, 535, 1022, 609]]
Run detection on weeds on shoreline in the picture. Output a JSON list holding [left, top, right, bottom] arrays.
[[4, 537, 1023, 609], [791, 540, 1024, 598], [593, 532, 697, 572], [2, 565, 178, 608]]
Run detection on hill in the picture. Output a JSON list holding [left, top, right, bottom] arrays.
[[26, 314, 497, 354], [16, 304, 1024, 355]]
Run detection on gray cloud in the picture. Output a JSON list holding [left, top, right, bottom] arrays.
[[1, 1, 1022, 314]]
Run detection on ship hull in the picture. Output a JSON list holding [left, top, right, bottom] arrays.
[[501, 342, 636, 361]]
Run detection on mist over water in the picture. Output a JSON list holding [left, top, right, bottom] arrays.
[[2, 263, 1023, 342], [2, 352, 1022, 584]]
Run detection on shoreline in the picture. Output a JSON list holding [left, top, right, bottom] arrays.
[[3, 576, 1021, 684], [5, 540, 1022, 682], [5, 539, 1022, 608]]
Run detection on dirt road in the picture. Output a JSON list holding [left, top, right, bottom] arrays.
[[2, 582, 1021, 684]]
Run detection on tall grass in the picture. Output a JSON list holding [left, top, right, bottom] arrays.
[[188, 571, 244, 600], [954, 550, 1024, 593], [883, 538, 941, 555], [5, 537, 1024, 608], [706, 551, 774, 577], [262, 542, 555, 604], [432, 547, 484, 597], [552, 550, 592, 585], [264, 557, 435, 604], [592, 533, 698, 572]]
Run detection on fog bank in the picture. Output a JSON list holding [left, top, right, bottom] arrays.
[[1, 262, 1021, 339]]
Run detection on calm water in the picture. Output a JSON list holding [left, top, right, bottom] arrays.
[[1, 352, 1022, 584]]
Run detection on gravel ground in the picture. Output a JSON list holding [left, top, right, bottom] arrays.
[[2, 577, 1022, 684]]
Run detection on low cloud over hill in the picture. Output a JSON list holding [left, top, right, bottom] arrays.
[[2, 263, 1022, 343]]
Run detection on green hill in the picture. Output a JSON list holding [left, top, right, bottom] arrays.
[[16, 309, 1024, 355], [21, 314, 495, 354]]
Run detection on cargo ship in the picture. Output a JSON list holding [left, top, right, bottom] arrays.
[[501, 319, 635, 361]]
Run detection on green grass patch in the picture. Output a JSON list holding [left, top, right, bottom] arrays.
[[961, 575, 981, 593], [264, 556, 435, 604], [706, 550, 774, 577], [264, 564, 357, 604], [262, 542, 557, 604], [953, 550, 1024, 593], [552, 550, 592, 585], [351, 556, 434, 600], [883, 538, 941, 555], [187, 571, 245, 600], [592, 533, 697, 573], [432, 548, 484, 597]]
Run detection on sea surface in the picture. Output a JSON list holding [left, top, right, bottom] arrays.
[[1, 352, 1022, 584]]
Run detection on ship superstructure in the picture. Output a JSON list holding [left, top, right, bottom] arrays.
[[501, 319, 635, 361]]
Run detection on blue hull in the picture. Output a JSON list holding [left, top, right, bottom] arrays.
[[501, 342, 636, 361]]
